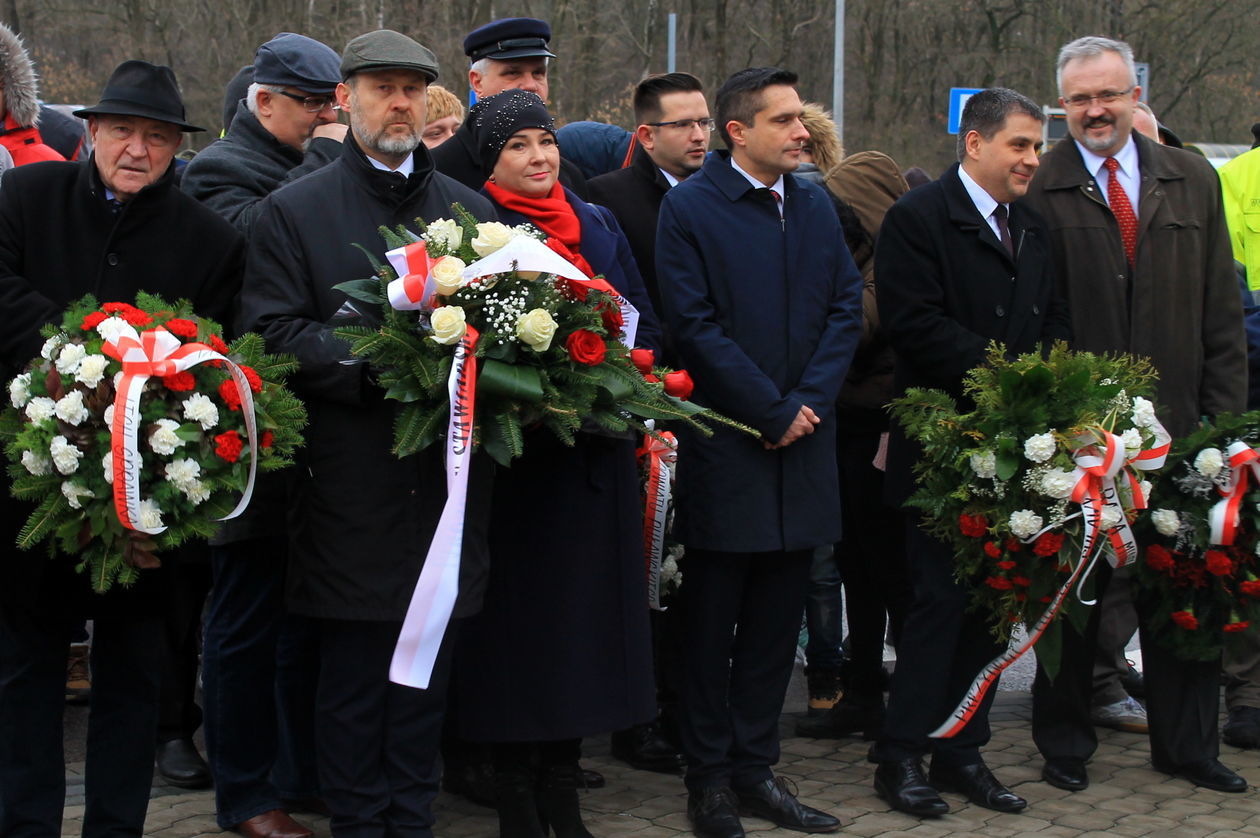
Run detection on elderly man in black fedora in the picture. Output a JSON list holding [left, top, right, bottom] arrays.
[[0, 60, 243, 838]]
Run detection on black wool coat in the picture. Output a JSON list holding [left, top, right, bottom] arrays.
[[239, 135, 497, 622], [431, 121, 589, 199], [587, 146, 672, 318]]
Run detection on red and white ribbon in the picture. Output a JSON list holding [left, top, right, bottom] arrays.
[[386, 241, 435, 311], [638, 430, 677, 611], [390, 324, 480, 689], [1209, 441, 1260, 545], [101, 322, 258, 534]]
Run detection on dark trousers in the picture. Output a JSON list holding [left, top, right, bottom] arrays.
[[0, 606, 162, 838], [157, 558, 211, 743], [873, 516, 1005, 766], [203, 537, 320, 828], [677, 548, 811, 791], [315, 618, 455, 838]]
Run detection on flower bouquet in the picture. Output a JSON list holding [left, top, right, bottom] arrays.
[[332, 204, 745, 467], [1136, 413, 1260, 660], [889, 344, 1166, 678], [2, 294, 306, 592]]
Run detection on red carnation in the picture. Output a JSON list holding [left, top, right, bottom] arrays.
[[261, 430, 274, 449], [1004, 537, 1023, 553], [122, 308, 152, 327], [958, 514, 988, 538], [1039, 595, 1053, 603], [1012, 575, 1031, 587], [164, 318, 198, 339], [162, 371, 196, 392], [102, 302, 136, 315], [219, 378, 242, 411], [214, 430, 243, 463], [239, 365, 263, 393], [663, 370, 695, 400], [1015, 592, 1027, 602], [1033, 531, 1065, 557], [1224, 620, 1251, 633], [81, 311, 108, 331], [630, 348, 655, 375], [599, 303, 623, 337], [565, 329, 606, 366], [1170, 610, 1198, 630], [1241, 580, 1260, 597], [1146, 544, 1175, 573], [996, 560, 1016, 570], [1205, 550, 1233, 577], [208, 334, 230, 355], [984, 541, 1002, 559], [985, 576, 1014, 590]]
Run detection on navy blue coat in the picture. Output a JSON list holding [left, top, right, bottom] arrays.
[[656, 150, 864, 553]]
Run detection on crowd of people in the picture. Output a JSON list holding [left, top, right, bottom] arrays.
[[0, 14, 1257, 838]]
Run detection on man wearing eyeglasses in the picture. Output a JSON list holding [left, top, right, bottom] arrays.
[[183, 33, 347, 238], [1024, 35, 1247, 795]]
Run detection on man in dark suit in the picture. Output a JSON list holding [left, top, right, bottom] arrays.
[[872, 87, 1070, 818], [1023, 35, 1247, 795], [657, 67, 862, 838]]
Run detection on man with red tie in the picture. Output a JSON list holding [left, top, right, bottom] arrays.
[[1023, 35, 1247, 794]]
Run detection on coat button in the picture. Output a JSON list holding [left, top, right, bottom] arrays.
[[1032, 304, 1040, 315], [106, 253, 119, 266], [995, 305, 1006, 317]]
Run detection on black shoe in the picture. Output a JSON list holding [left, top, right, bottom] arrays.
[[734, 776, 840, 833], [1041, 758, 1089, 791], [873, 758, 948, 817], [610, 722, 686, 773], [928, 761, 1026, 813], [1223, 705, 1260, 749], [687, 787, 745, 838], [1119, 660, 1145, 699], [442, 759, 497, 808], [805, 667, 844, 716], [1161, 758, 1248, 793], [579, 767, 604, 789], [795, 696, 883, 740], [536, 763, 595, 838], [155, 737, 212, 789]]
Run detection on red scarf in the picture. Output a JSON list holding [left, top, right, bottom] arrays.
[[483, 179, 594, 278]]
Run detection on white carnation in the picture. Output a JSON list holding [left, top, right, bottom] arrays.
[[103, 404, 115, 427], [55, 342, 86, 376], [181, 393, 219, 430], [1008, 509, 1044, 540], [49, 435, 83, 475], [24, 396, 56, 424], [1138, 479, 1152, 501], [54, 391, 90, 426], [40, 335, 63, 360], [60, 481, 94, 510], [1023, 432, 1056, 463], [425, 218, 463, 252], [182, 479, 211, 505], [1120, 428, 1144, 454], [969, 450, 998, 479], [21, 449, 51, 476], [96, 317, 130, 344], [74, 354, 110, 388], [1131, 396, 1158, 430], [137, 498, 164, 530], [1039, 468, 1077, 499], [8, 372, 31, 408], [148, 418, 185, 456], [102, 450, 114, 484], [1099, 504, 1123, 530], [1193, 447, 1224, 478], [163, 457, 201, 490], [1151, 509, 1180, 537]]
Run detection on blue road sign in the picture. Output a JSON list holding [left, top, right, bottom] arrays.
[[948, 87, 984, 134]]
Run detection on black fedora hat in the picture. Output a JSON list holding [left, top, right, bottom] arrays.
[[74, 60, 204, 132]]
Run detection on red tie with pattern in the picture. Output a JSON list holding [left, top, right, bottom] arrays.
[[1104, 157, 1137, 264]]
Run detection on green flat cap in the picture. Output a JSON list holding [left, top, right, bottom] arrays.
[[341, 29, 439, 80]]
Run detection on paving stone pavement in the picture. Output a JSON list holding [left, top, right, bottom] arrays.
[[60, 691, 1260, 838]]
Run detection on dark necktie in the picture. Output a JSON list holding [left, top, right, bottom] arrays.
[[1104, 157, 1138, 264], [993, 204, 1013, 258], [769, 187, 783, 217]]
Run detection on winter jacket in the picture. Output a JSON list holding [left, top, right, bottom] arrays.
[[1221, 147, 1260, 292]]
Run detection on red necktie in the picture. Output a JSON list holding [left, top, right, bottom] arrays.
[[769, 187, 783, 217], [1104, 157, 1137, 264]]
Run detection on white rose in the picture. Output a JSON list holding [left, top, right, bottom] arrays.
[[1131, 396, 1158, 430], [1008, 509, 1044, 540], [1099, 504, 1123, 530], [49, 435, 83, 475], [54, 391, 90, 426], [39, 335, 64, 360], [430, 255, 468, 296], [1023, 432, 1056, 463], [102, 450, 114, 484], [1194, 447, 1224, 479], [8, 372, 31, 408], [163, 457, 201, 490], [96, 317, 130, 344], [1120, 427, 1144, 455], [24, 396, 56, 424], [516, 308, 558, 352], [60, 481, 94, 510], [181, 392, 219, 430], [21, 449, 51, 476], [75, 354, 110, 388], [1039, 468, 1077, 499], [425, 218, 463, 252], [1151, 509, 1180, 537], [103, 404, 115, 427], [148, 418, 185, 456], [470, 222, 516, 257], [429, 305, 467, 346], [55, 342, 86, 376], [137, 498, 164, 530]]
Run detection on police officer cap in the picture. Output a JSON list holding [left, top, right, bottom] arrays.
[[254, 33, 342, 94], [464, 18, 556, 63], [341, 30, 439, 81]]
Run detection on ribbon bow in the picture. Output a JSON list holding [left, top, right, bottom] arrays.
[[1209, 441, 1260, 545], [386, 241, 435, 311]]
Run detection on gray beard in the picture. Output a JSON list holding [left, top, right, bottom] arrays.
[[351, 113, 419, 158]]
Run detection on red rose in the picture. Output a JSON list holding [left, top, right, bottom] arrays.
[[102, 302, 136, 315], [1012, 575, 1031, 587], [984, 541, 1002, 559], [261, 430, 274, 449], [663, 370, 695, 400], [209, 334, 230, 355], [1241, 580, 1260, 597], [122, 308, 152, 327], [162, 371, 196, 391], [630, 348, 655, 375], [599, 303, 623, 336], [1033, 531, 1065, 557], [164, 318, 198, 339], [985, 576, 1014, 590], [214, 430, 243, 463], [1205, 550, 1233, 577], [219, 378, 242, 411], [81, 311, 108, 331], [239, 365, 263, 393], [1170, 610, 1198, 630], [958, 514, 988, 538], [996, 560, 1016, 570], [644, 374, 660, 383], [1004, 537, 1023, 553], [1039, 595, 1053, 603], [565, 279, 589, 302], [565, 329, 606, 366], [1145, 544, 1175, 573], [1224, 621, 1251, 633]]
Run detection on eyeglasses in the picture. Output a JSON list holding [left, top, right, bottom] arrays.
[[274, 90, 337, 112], [647, 117, 716, 132], [1062, 87, 1133, 110]]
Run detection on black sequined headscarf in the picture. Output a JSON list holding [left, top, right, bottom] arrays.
[[470, 89, 557, 177]]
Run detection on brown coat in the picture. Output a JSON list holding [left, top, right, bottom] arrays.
[[1021, 131, 1245, 436]]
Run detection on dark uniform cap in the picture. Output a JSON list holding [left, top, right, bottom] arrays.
[[470, 89, 556, 177], [74, 60, 203, 132], [463, 18, 556, 63], [254, 33, 342, 94], [340, 30, 439, 82]]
